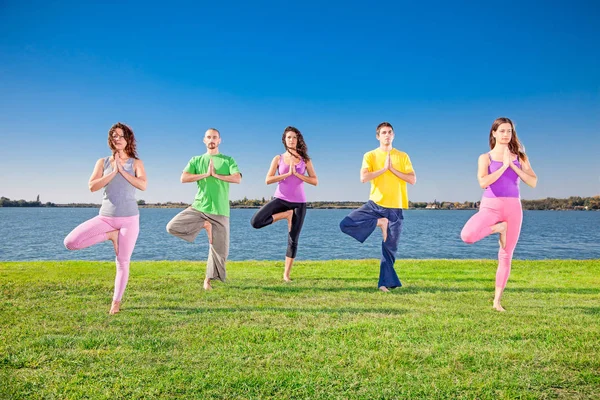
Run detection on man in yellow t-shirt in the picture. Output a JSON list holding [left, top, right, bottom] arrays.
[[339, 122, 417, 292]]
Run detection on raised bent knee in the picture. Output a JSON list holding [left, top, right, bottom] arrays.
[[63, 236, 77, 250], [460, 228, 474, 244], [250, 215, 262, 229]]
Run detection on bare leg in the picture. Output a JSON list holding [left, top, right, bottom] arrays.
[[283, 256, 294, 282], [491, 221, 507, 249], [376, 218, 389, 242], [272, 210, 293, 231], [493, 286, 506, 312], [203, 277, 212, 291], [106, 230, 119, 255], [109, 300, 121, 314], [203, 220, 213, 244]]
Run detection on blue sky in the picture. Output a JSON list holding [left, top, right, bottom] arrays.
[[1, 1, 598, 204]]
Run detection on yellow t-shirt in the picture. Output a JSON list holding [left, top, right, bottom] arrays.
[[362, 148, 414, 209]]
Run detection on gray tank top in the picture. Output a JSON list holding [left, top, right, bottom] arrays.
[[99, 156, 139, 217]]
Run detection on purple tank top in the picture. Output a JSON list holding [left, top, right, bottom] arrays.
[[483, 153, 521, 198], [273, 154, 307, 203]]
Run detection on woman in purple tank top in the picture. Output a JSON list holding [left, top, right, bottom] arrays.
[[63, 123, 147, 315], [251, 126, 319, 281], [461, 117, 537, 312]]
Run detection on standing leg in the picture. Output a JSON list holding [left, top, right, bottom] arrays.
[[110, 215, 140, 314], [378, 208, 403, 290], [204, 214, 229, 289], [339, 201, 381, 243], [284, 203, 307, 281], [493, 199, 523, 311]]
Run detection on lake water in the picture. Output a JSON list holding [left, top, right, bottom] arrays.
[[0, 208, 598, 261]]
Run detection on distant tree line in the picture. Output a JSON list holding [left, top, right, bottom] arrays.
[[2, 196, 599, 210]]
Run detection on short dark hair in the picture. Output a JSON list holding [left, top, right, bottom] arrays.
[[376, 122, 393, 135], [207, 128, 220, 137]]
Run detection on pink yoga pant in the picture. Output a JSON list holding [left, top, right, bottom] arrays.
[[460, 197, 522, 289], [64, 215, 140, 301]]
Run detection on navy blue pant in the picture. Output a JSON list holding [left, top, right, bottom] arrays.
[[339, 200, 404, 288]]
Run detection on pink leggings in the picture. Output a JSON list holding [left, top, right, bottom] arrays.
[[64, 214, 140, 301], [460, 197, 522, 289]]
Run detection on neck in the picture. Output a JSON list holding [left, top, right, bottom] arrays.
[[115, 149, 128, 159], [493, 143, 509, 152], [207, 148, 219, 155], [379, 144, 393, 152], [287, 148, 299, 157]]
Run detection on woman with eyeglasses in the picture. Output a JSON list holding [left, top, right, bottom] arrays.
[[64, 122, 147, 314], [250, 126, 318, 282], [460, 117, 537, 312]]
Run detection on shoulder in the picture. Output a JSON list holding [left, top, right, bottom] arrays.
[[133, 159, 145, 167], [478, 153, 491, 164], [273, 154, 281, 162], [363, 149, 378, 158], [220, 154, 237, 162], [392, 149, 409, 158]]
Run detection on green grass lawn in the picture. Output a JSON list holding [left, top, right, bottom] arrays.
[[1, 259, 599, 399]]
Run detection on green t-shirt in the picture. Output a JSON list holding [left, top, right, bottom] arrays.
[[184, 153, 241, 217]]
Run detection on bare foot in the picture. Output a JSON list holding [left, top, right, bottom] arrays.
[[106, 230, 119, 255], [493, 302, 506, 312], [379, 286, 390, 292], [495, 222, 507, 249], [203, 278, 212, 291], [377, 218, 389, 242], [283, 275, 292, 282], [109, 300, 121, 315], [203, 221, 213, 244]]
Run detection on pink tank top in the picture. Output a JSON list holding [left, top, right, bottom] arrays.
[[273, 154, 307, 203], [483, 153, 521, 198]]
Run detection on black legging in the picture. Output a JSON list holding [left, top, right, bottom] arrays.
[[250, 198, 307, 258]]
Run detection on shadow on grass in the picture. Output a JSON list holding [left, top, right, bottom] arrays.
[[563, 306, 600, 315], [227, 284, 600, 295], [127, 305, 410, 315]]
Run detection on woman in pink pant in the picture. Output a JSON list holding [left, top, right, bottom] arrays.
[[64, 123, 147, 314], [461, 117, 537, 312]]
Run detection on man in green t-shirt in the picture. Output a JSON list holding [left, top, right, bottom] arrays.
[[166, 128, 242, 290]]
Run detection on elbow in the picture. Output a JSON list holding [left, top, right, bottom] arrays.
[[410, 176, 417, 185], [530, 178, 538, 188], [313, 178, 319, 186], [140, 184, 147, 191]]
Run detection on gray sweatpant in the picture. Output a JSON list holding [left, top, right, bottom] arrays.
[[166, 207, 229, 282]]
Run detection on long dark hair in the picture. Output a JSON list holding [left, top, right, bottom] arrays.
[[489, 117, 526, 161], [108, 122, 139, 159], [282, 126, 310, 161]]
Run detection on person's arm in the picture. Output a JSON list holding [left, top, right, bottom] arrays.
[[265, 155, 292, 185], [88, 158, 117, 192], [292, 160, 318, 186], [360, 152, 386, 183], [181, 157, 210, 183], [477, 152, 508, 188], [118, 158, 147, 191], [388, 153, 417, 185], [510, 156, 538, 188], [181, 171, 210, 183], [212, 157, 242, 184], [213, 172, 242, 184]]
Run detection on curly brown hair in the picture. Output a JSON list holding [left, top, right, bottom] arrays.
[[281, 126, 310, 161], [108, 122, 138, 159], [488, 117, 527, 161]]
